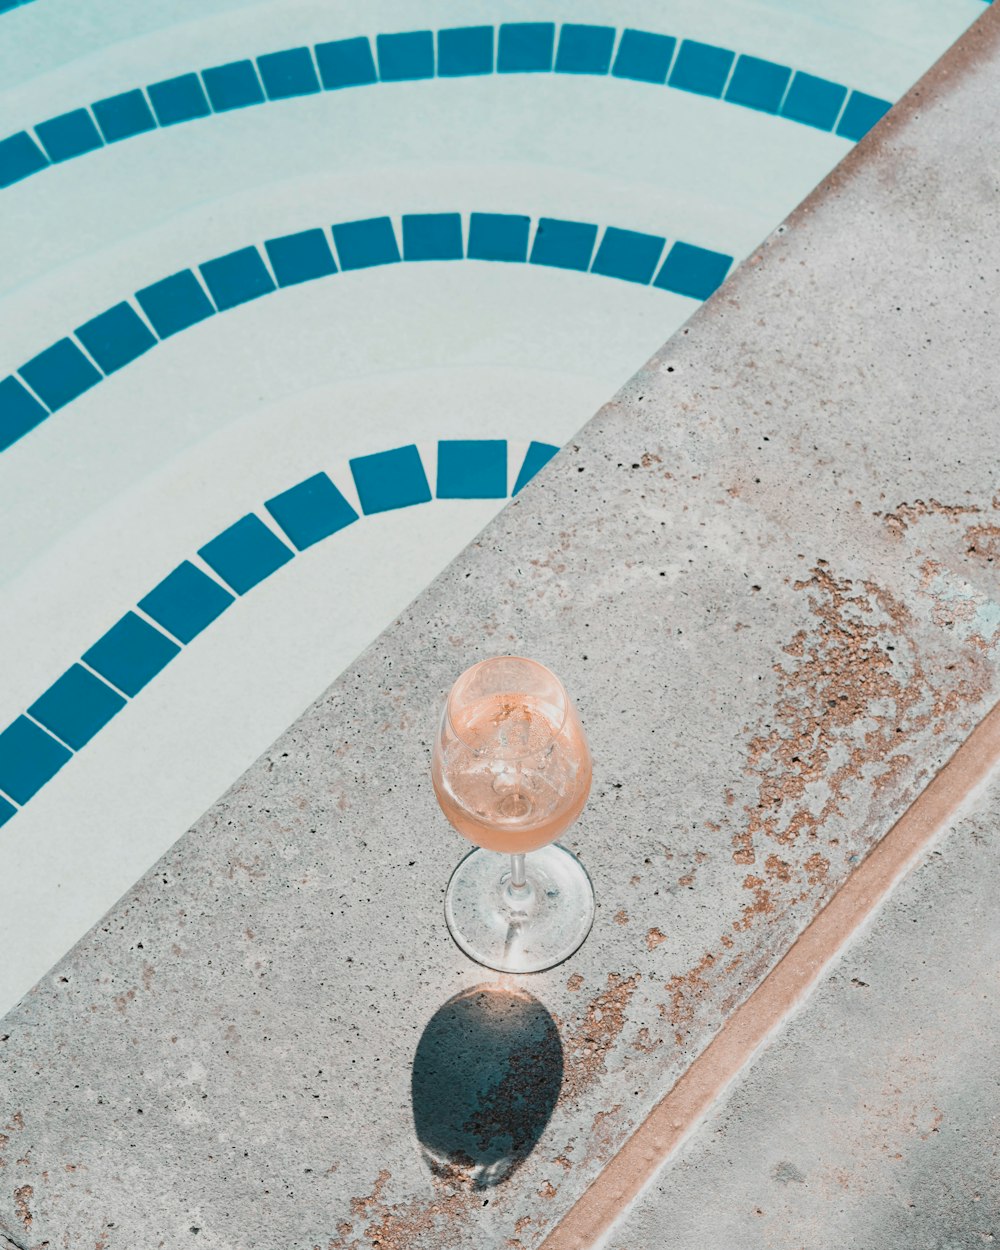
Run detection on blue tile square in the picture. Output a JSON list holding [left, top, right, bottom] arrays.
[[0, 716, 71, 805], [513, 441, 559, 494], [781, 71, 847, 131], [611, 29, 676, 84], [75, 302, 157, 374], [28, 664, 125, 750], [0, 795, 15, 827], [591, 227, 665, 284], [669, 40, 734, 98], [264, 229, 337, 286], [138, 559, 234, 643], [0, 131, 49, 188], [836, 90, 891, 141], [332, 217, 400, 270], [725, 55, 790, 114], [497, 22, 555, 73], [654, 241, 732, 300], [555, 23, 615, 74], [265, 472, 358, 550], [437, 26, 493, 77], [257, 47, 320, 99], [530, 217, 598, 271], [199, 247, 276, 310], [34, 109, 103, 162], [19, 339, 102, 411], [467, 212, 530, 262], [198, 514, 294, 594], [436, 440, 507, 498], [0, 375, 48, 452], [82, 612, 180, 697], [315, 36, 378, 89], [92, 89, 157, 142], [202, 60, 265, 111], [376, 31, 434, 82], [135, 270, 215, 338], [402, 213, 463, 261], [147, 73, 211, 126], [350, 444, 431, 514]]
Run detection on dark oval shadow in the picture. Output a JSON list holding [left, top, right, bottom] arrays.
[[411, 984, 563, 1189]]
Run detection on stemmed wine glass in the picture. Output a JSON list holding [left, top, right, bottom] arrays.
[[431, 656, 594, 973]]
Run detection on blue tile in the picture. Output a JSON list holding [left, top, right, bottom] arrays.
[[198, 514, 294, 594], [19, 339, 102, 411], [199, 247, 276, 311], [497, 22, 555, 73], [654, 241, 732, 300], [555, 23, 615, 75], [315, 36, 377, 89], [0, 795, 15, 827], [28, 663, 125, 750], [376, 31, 434, 82], [467, 212, 530, 262], [350, 444, 431, 514], [725, 54, 791, 114], [92, 89, 157, 142], [591, 227, 665, 284], [264, 229, 337, 286], [265, 472, 358, 550], [512, 441, 559, 494], [257, 47, 320, 99], [611, 29, 676, 84], [0, 375, 48, 452], [82, 612, 180, 697], [147, 73, 211, 126], [0, 131, 49, 187], [837, 90, 891, 141], [530, 218, 598, 271], [138, 560, 234, 643], [332, 217, 400, 270], [669, 40, 734, 98], [402, 213, 463, 260], [202, 60, 265, 111], [34, 109, 103, 161], [436, 440, 507, 498], [0, 716, 71, 805], [437, 26, 493, 77], [781, 71, 847, 131], [74, 302, 157, 374], [135, 270, 215, 339]]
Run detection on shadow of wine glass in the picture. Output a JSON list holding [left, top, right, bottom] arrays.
[[411, 983, 564, 1189]]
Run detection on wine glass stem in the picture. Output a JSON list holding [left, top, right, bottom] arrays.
[[510, 852, 527, 890]]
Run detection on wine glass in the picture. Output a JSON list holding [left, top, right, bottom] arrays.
[[431, 656, 594, 973]]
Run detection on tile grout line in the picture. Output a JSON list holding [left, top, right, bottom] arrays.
[[538, 694, 1000, 1250]]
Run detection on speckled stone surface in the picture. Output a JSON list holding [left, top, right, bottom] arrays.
[[607, 796, 1000, 1250], [3, 8, 1000, 1250]]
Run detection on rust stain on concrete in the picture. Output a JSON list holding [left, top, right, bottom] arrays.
[[563, 974, 641, 1101], [645, 928, 667, 951], [12, 1183, 32, 1229]]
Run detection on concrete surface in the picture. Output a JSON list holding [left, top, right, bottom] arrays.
[[607, 794, 1000, 1250], [3, 6, 1000, 1250]]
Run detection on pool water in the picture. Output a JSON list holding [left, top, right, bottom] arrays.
[[0, 0, 986, 1013]]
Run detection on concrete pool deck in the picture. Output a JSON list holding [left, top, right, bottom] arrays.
[[2, 5, 1000, 1248]]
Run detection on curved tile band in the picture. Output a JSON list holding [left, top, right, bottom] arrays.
[[0, 437, 560, 826], [0, 23, 893, 190], [0, 211, 733, 453]]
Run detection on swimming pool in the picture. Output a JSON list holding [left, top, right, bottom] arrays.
[[0, 0, 986, 1013]]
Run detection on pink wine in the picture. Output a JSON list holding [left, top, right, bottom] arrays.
[[432, 692, 592, 853]]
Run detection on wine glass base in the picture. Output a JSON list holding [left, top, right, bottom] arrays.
[[444, 844, 595, 974]]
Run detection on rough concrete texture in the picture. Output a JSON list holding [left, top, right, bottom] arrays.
[[607, 795, 1000, 1250], [3, 7, 1000, 1249]]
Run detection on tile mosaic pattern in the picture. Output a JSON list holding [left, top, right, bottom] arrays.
[[0, 213, 733, 454], [0, 23, 894, 191]]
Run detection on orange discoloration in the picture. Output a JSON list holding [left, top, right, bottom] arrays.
[[566, 973, 584, 992], [14, 1182, 33, 1228], [564, 974, 641, 1099], [664, 952, 716, 1045], [613, 909, 629, 926], [646, 927, 667, 951]]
